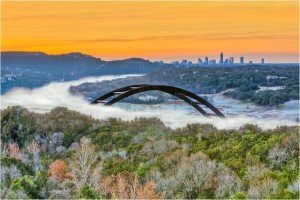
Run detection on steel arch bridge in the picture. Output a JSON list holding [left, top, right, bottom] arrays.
[[91, 84, 225, 118]]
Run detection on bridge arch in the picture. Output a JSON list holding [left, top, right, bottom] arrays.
[[91, 84, 225, 118]]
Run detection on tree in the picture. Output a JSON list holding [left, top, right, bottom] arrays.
[[267, 134, 299, 169], [26, 140, 42, 171], [48, 132, 65, 154], [1, 106, 37, 147], [153, 152, 217, 198], [49, 160, 70, 180], [247, 177, 278, 199], [270, 94, 285, 106], [79, 185, 98, 199], [68, 137, 102, 192], [108, 171, 161, 199], [46, 177, 72, 199], [153, 152, 242, 199], [136, 180, 160, 199], [215, 164, 242, 198], [8, 143, 23, 161]]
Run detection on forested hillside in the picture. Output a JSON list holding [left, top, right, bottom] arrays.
[[71, 65, 299, 106], [1, 106, 299, 199], [1, 52, 166, 94]]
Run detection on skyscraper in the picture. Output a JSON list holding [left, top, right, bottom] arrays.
[[219, 52, 224, 64], [229, 57, 234, 64], [240, 57, 244, 64], [261, 58, 265, 65], [205, 56, 209, 64]]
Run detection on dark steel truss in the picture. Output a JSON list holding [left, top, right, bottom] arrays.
[[91, 84, 225, 118]]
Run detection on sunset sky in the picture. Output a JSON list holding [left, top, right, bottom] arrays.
[[2, 1, 299, 63]]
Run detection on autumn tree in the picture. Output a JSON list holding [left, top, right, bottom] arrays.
[[49, 160, 70, 180], [8, 142, 23, 161], [107, 171, 162, 199]]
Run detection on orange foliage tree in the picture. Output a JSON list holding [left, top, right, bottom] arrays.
[[101, 171, 162, 199], [49, 159, 70, 180]]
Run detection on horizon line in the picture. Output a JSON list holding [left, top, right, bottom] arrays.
[[1, 50, 299, 64]]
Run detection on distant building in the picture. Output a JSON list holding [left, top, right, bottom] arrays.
[[181, 60, 188, 65], [209, 59, 216, 64], [204, 56, 209, 64], [219, 52, 224, 64], [266, 75, 287, 80], [198, 58, 203, 64], [229, 57, 234, 64], [249, 61, 253, 64], [224, 59, 229, 64], [240, 57, 244, 64], [261, 58, 265, 65]]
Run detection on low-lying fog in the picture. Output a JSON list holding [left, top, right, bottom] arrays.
[[1, 75, 299, 130]]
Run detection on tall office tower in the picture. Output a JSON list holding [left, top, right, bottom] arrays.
[[205, 56, 209, 64], [261, 58, 265, 65], [219, 52, 224, 64], [229, 57, 234, 64], [240, 57, 244, 64]]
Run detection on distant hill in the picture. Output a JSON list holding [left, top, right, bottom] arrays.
[[1, 51, 168, 93], [1, 51, 166, 74], [1, 52, 104, 73]]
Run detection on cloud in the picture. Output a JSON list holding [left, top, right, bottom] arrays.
[[1, 75, 298, 130], [67, 31, 298, 44]]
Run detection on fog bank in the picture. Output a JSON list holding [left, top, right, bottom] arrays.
[[1, 75, 298, 130]]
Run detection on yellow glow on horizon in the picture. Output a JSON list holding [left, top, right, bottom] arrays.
[[1, 1, 299, 62]]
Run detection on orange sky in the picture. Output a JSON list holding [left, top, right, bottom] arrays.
[[1, 1, 299, 62]]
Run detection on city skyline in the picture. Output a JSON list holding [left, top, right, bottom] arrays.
[[2, 1, 299, 63], [172, 52, 266, 65]]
